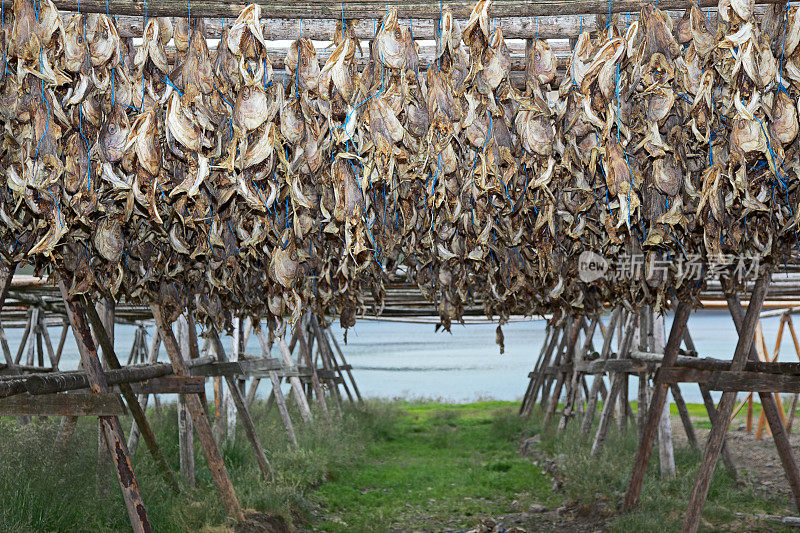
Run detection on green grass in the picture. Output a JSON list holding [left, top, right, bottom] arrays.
[[0, 401, 369, 532], [528, 407, 793, 533], [315, 400, 559, 531], [0, 400, 796, 532]]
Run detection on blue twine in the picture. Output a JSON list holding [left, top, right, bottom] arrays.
[[163, 76, 184, 95], [79, 107, 91, 191]]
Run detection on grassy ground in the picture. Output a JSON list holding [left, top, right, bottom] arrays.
[[529, 411, 792, 532], [0, 399, 794, 532], [314, 401, 558, 531], [0, 401, 367, 532]]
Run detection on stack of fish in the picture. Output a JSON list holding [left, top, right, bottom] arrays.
[[0, 0, 797, 333]]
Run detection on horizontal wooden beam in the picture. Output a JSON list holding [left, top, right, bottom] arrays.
[[113, 14, 595, 40], [659, 368, 800, 393], [16, 0, 782, 20], [189, 357, 283, 377], [0, 392, 126, 416], [0, 363, 174, 397], [124, 376, 206, 395]]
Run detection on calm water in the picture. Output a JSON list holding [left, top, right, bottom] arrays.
[[11, 309, 798, 404]]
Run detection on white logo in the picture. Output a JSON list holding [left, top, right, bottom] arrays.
[[578, 251, 608, 283]]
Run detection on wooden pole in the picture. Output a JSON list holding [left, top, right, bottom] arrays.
[[151, 303, 244, 522], [305, 318, 333, 415], [681, 274, 771, 533], [176, 316, 196, 487], [324, 327, 362, 402], [59, 283, 152, 533], [276, 336, 313, 422], [623, 300, 692, 511], [310, 318, 342, 411], [255, 328, 298, 448], [544, 317, 582, 427], [683, 330, 736, 474], [653, 313, 675, 478], [24, 0, 785, 19], [725, 289, 800, 516], [129, 330, 161, 455], [520, 325, 552, 415], [591, 312, 637, 455], [581, 309, 620, 436], [81, 297, 181, 493], [523, 324, 562, 417], [559, 317, 598, 430], [208, 330, 273, 481]]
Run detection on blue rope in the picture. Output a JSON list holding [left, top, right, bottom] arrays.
[[79, 107, 91, 191], [163, 76, 184, 95]]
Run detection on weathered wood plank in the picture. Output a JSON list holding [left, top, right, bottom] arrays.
[[32, 0, 783, 20], [125, 376, 206, 395], [0, 392, 126, 416]]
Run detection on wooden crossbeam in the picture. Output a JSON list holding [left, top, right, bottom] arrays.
[[0, 392, 126, 416], [658, 368, 800, 393], [22, 0, 782, 19], [124, 377, 205, 395]]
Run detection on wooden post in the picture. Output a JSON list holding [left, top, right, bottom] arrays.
[[81, 297, 180, 493], [176, 315, 196, 487], [309, 317, 339, 415], [226, 317, 241, 443], [683, 330, 736, 474], [208, 330, 273, 481], [523, 323, 562, 417], [325, 326, 362, 402], [151, 303, 244, 522], [653, 313, 675, 478], [559, 317, 598, 430], [129, 330, 161, 455], [637, 308, 648, 442], [276, 335, 313, 422], [581, 309, 620, 436], [255, 328, 298, 448], [540, 324, 570, 413], [520, 325, 552, 415], [623, 300, 692, 511], [544, 317, 582, 427], [54, 321, 69, 368], [681, 273, 770, 533], [725, 289, 800, 517], [59, 283, 152, 533], [591, 312, 637, 455]]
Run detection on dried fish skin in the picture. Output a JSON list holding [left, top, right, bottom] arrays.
[[126, 109, 162, 177], [134, 18, 169, 73], [286, 38, 321, 93], [529, 39, 557, 86], [93, 216, 124, 263], [235, 84, 269, 131], [100, 104, 131, 163], [374, 8, 406, 70], [651, 154, 682, 197]]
